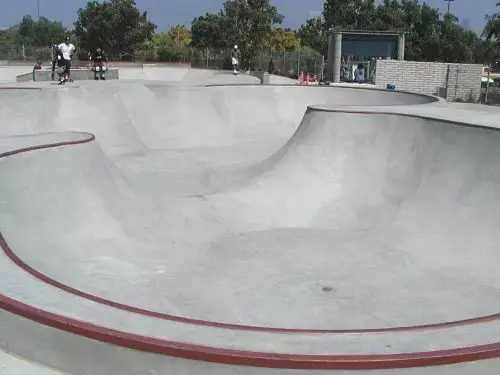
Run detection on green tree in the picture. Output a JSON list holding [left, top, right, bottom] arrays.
[[0, 26, 17, 44], [191, 13, 226, 49], [483, 3, 500, 40], [74, 0, 156, 60], [16, 15, 67, 47], [191, 0, 283, 69], [481, 3, 500, 64], [135, 32, 189, 61], [219, 0, 284, 68], [263, 28, 300, 51], [323, 0, 373, 30], [483, 1, 500, 62], [167, 25, 191, 46], [296, 17, 328, 55], [434, 12, 477, 63]]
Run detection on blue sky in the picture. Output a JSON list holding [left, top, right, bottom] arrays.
[[0, 0, 496, 34]]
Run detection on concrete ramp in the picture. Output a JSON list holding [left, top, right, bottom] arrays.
[[179, 69, 261, 85], [0, 66, 34, 82], [118, 64, 190, 82]]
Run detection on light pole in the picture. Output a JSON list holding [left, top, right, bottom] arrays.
[[37, 0, 40, 20], [234, 0, 247, 43], [444, 0, 454, 13]]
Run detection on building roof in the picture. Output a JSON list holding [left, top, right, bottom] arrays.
[[330, 29, 407, 36]]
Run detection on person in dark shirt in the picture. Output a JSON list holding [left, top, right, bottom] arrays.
[[49, 43, 59, 80], [90, 48, 108, 80], [54, 46, 69, 84], [33, 60, 42, 70], [32, 60, 42, 81], [50, 42, 71, 84], [230, 45, 240, 75]]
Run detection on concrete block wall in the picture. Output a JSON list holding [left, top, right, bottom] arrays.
[[446, 63, 483, 101], [373, 60, 482, 101]]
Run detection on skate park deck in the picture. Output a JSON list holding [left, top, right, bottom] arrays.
[[6, 63, 270, 84], [0, 65, 499, 375]]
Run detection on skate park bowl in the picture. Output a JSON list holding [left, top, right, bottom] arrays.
[[0, 68, 499, 375]]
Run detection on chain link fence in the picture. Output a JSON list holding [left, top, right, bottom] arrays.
[[0, 43, 52, 61], [0, 43, 324, 78], [257, 51, 325, 79], [189, 48, 324, 78]]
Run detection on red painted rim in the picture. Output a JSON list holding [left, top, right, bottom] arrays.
[[1, 294, 499, 370], [0, 131, 499, 369]]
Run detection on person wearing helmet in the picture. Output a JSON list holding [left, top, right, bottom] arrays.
[[56, 36, 76, 84], [230, 45, 241, 75], [90, 47, 108, 80]]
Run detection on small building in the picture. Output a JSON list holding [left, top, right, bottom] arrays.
[[326, 29, 406, 83]]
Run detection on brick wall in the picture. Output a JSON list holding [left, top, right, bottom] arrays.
[[373, 60, 482, 101]]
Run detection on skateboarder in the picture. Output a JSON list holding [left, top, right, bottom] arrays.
[[56, 36, 76, 84], [90, 48, 108, 80], [230, 45, 241, 75]]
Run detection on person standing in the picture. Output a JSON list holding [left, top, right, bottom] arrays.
[[354, 63, 365, 83], [230, 45, 241, 75], [57, 36, 76, 84]]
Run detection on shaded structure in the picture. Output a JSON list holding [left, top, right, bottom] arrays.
[[327, 29, 406, 82]]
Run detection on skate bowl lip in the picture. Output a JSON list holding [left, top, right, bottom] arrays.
[[0, 114, 499, 369], [307, 104, 500, 131], [0, 86, 42, 90], [0, 82, 442, 107], [203, 83, 442, 104]]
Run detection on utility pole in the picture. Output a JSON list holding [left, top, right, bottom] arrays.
[[37, 0, 40, 20], [234, 0, 247, 43], [235, 0, 239, 40], [444, 0, 454, 13]]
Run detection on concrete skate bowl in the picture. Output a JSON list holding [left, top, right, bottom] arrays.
[[0, 84, 499, 375]]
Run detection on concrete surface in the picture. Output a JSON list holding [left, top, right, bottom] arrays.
[[0, 65, 498, 374], [0, 350, 67, 375]]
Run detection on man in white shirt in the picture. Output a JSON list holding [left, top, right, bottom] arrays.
[[56, 36, 76, 84]]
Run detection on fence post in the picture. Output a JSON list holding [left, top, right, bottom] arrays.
[[321, 55, 325, 81], [484, 67, 491, 104], [296, 51, 299, 77]]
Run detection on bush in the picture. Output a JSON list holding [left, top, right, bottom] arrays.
[[158, 42, 186, 62]]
